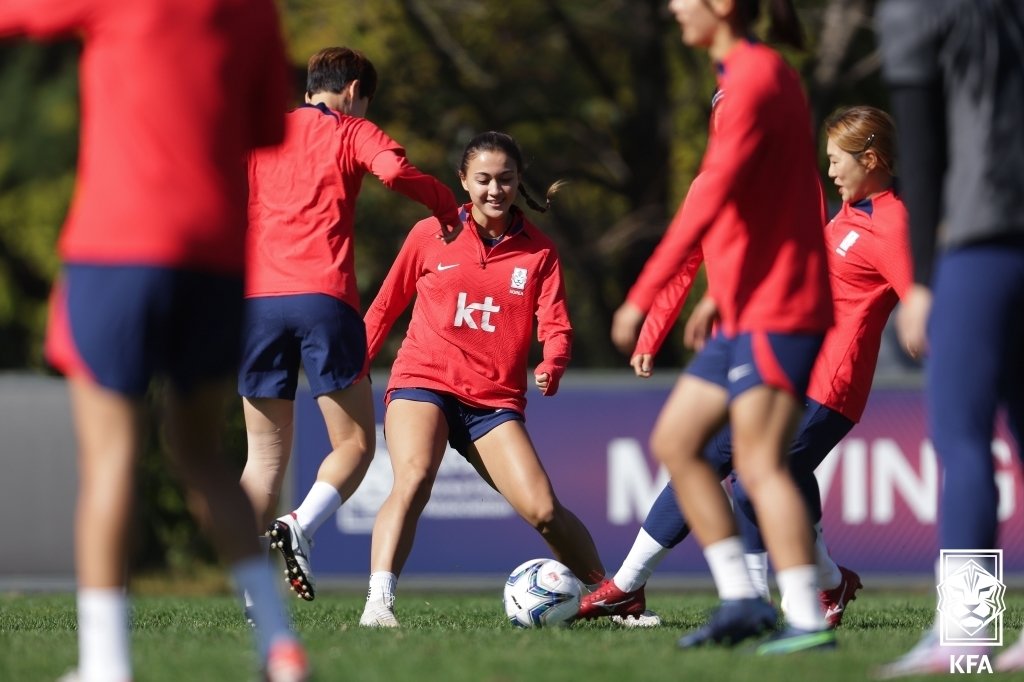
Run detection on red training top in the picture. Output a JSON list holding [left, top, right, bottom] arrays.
[[364, 206, 571, 413], [637, 187, 911, 424], [0, 0, 290, 274], [626, 40, 832, 336], [807, 188, 911, 421], [245, 104, 460, 312]]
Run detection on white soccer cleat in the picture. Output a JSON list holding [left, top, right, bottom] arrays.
[[266, 513, 315, 601], [875, 630, 991, 678], [359, 597, 400, 628], [611, 609, 662, 628]]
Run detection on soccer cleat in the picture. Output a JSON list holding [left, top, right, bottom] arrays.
[[873, 630, 991, 678], [243, 604, 256, 628], [266, 513, 315, 601], [676, 597, 777, 648], [264, 637, 309, 682], [755, 626, 837, 655], [576, 579, 647, 621], [611, 609, 662, 628], [359, 597, 400, 628], [820, 565, 863, 628], [996, 636, 1024, 672]]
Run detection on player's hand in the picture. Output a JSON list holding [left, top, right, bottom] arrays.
[[896, 284, 931, 360], [630, 353, 654, 378], [611, 301, 645, 355], [439, 221, 463, 244], [534, 372, 551, 394], [684, 295, 718, 351]]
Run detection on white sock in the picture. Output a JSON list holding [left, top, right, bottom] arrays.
[[744, 552, 771, 601], [293, 481, 342, 537], [613, 528, 670, 592], [245, 536, 272, 609], [704, 536, 758, 600], [232, 556, 292, 658], [367, 571, 397, 605], [77, 587, 131, 682], [814, 524, 842, 590], [776, 565, 826, 631]]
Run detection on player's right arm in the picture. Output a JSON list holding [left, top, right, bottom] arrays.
[[352, 121, 460, 229], [633, 248, 704, 357], [363, 220, 431, 364]]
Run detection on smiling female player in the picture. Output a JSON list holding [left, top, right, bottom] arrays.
[[356, 131, 605, 627]]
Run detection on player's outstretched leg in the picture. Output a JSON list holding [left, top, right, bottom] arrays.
[[267, 513, 316, 601]]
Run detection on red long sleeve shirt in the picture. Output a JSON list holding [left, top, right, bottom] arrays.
[[245, 105, 460, 311], [365, 206, 571, 413], [637, 188, 911, 424], [0, 0, 289, 274], [627, 40, 832, 336], [807, 188, 911, 421]]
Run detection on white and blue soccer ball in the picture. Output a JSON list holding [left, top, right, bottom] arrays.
[[503, 558, 582, 628]]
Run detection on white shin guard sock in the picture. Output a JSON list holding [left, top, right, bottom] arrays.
[[614, 528, 670, 592]]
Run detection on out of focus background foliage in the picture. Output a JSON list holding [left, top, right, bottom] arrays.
[[0, 0, 885, 572]]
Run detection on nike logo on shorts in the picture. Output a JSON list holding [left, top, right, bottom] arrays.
[[727, 363, 754, 383]]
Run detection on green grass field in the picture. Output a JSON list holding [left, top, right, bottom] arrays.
[[2, 588, 1021, 681]]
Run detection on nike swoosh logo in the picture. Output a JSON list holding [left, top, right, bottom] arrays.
[[727, 364, 753, 383], [592, 597, 636, 611], [824, 585, 849, 618], [437, 263, 460, 271]]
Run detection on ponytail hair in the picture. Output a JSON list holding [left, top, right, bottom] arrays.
[[458, 131, 566, 213], [519, 179, 567, 213]]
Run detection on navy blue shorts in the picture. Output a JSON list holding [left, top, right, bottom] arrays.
[[386, 388, 523, 458], [686, 331, 824, 401], [238, 293, 367, 400], [45, 264, 243, 397]]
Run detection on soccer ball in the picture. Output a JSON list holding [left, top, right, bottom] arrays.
[[503, 558, 582, 628]]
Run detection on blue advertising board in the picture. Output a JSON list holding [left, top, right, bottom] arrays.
[[292, 376, 1023, 579]]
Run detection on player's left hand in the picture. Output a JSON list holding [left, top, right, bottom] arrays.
[[630, 353, 654, 378], [896, 284, 931, 360], [535, 372, 551, 394]]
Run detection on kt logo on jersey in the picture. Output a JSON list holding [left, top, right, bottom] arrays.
[[454, 293, 500, 332]]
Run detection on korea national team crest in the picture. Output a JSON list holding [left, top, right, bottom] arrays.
[[510, 267, 528, 293], [937, 549, 1005, 648]]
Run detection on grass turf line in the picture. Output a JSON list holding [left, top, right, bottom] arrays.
[[2, 591, 1021, 681]]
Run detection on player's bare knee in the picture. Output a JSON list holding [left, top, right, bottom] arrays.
[[520, 500, 557, 531]]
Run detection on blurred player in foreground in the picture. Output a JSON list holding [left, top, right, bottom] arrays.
[[0, 1, 308, 680], [587, 106, 909, 636], [612, 0, 834, 653], [239, 46, 459, 606], [358, 131, 605, 627], [876, 0, 1024, 675]]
